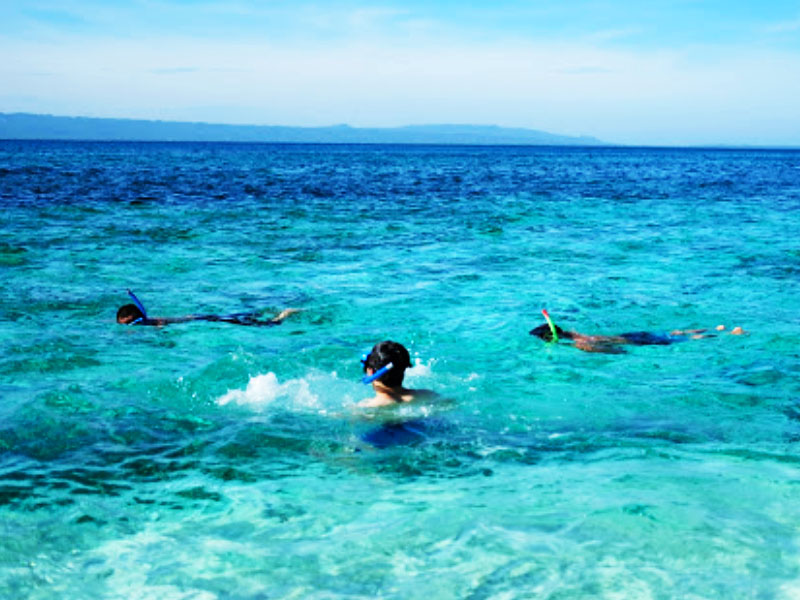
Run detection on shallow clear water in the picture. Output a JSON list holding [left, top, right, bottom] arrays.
[[1, 140, 799, 598]]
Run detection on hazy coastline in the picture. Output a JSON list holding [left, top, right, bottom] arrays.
[[0, 112, 605, 146]]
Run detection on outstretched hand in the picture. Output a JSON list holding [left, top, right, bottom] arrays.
[[273, 308, 301, 323]]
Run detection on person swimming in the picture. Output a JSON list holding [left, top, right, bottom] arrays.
[[359, 340, 437, 407], [116, 289, 298, 327], [530, 310, 745, 354]]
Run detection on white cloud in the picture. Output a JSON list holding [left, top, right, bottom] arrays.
[[2, 34, 800, 145], [762, 18, 800, 34], [583, 27, 644, 43], [346, 7, 409, 29]]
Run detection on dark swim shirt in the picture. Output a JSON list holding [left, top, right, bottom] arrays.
[[618, 331, 688, 345]]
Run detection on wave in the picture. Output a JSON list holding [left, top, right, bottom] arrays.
[[216, 372, 319, 410]]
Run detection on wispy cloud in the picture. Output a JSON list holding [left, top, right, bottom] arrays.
[[555, 66, 614, 75], [21, 8, 88, 26], [762, 18, 800, 34], [4, 34, 799, 140], [148, 66, 250, 75], [149, 67, 199, 75], [346, 7, 409, 29], [2, 1, 800, 145], [583, 27, 644, 44]]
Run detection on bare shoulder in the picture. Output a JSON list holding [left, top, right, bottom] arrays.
[[358, 388, 439, 408]]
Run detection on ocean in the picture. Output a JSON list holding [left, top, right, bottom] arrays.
[[1, 140, 799, 599]]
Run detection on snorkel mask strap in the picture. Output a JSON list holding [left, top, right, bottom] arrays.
[[362, 363, 394, 385], [542, 309, 559, 343], [127, 289, 149, 320]]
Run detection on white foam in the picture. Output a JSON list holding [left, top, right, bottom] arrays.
[[216, 372, 318, 409], [406, 357, 435, 378]]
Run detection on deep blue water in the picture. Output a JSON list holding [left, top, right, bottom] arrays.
[[1, 140, 800, 599]]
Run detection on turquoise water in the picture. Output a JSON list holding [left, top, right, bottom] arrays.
[[1, 141, 799, 598]]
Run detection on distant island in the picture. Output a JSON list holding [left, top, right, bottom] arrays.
[[0, 113, 605, 146]]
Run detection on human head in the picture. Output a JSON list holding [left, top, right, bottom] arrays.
[[117, 303, 144, 324], [362, 340, 411, 387], [529, 322, 567, 342]]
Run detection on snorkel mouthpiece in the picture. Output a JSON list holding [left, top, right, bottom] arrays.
[[542, 309, 559, 343], [362, 363, 394, 385]]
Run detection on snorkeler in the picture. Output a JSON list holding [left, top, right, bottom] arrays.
[[116, 289, 298, 327], [359, 340, 437, 407], [530, 309, 745, 354]]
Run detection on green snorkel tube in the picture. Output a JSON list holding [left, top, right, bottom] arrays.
[[542, 309, 559, 343]]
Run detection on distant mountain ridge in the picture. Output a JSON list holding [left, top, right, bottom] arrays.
[[0, 113, 605, 146]]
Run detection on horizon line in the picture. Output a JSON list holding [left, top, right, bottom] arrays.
[[2, 111, 800, 150]]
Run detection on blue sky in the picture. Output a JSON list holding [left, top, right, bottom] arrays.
[[2, 0, 800, 145]]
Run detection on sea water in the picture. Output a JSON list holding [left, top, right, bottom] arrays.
[[1, 140, 799, 599]]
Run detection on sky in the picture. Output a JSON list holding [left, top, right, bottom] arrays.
[[2, 0, 800, 146]]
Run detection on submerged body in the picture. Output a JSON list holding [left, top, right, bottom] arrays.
[[531, 319, 745, 354], [116, 290, 297, 327]]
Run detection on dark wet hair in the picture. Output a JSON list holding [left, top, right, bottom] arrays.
[[117, 303, 144, 324], [529, 322, 567, 342], [363, 340, 411, 387]]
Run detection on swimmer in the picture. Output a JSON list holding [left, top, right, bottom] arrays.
[[530, 311, 745, 354], [359, 340, 437, 408], [116, 289, 298, 327]]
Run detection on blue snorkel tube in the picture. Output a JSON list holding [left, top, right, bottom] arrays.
[[362, 363, 394, 384], [360, 352, 394, 384], [127, 289, 148, 325]]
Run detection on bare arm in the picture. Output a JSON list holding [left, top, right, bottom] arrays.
[[570, 332, 629, 354], [269, 308, 300, 324], [573, 338, 628, 354]]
